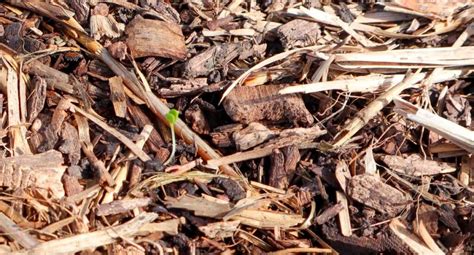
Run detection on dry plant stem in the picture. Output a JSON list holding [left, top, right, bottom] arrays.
[[6, 0, 85, 33], [268, 247, 332, 254], [2, 55, 31, 156], [0, 212, 39, 249], [205, 147, 274, 169], [289, 6, 473, 39], [301, 7, 379, 48], [279, 69, 469, 95], [422, 23, 473, 87], [220, 45, 329, 103], [72, 105, 151, 162], [394, 98, 474, 153], [384, 168, 442, 206], [81, 143, 115, 187], [334, 47, 474, 68], [0, 201, 32, 228], [102, 125, 153, 204], [16, 213, 158, 255], [41, 216, 76, 235], [63, 29, 238, 177], [333, 69, 421, 147]]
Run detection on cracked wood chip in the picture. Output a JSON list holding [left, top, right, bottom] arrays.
[[347, 174, 410, 216], [165, 195, 232, 218], [276, 19, 320, 50], [260, 126, 326, 148], [184, 43, 242, 78], [269, 149, 287, 189], [314, 202, 344, 225], [185, 104, 211, 135], [389, 218, 436, 254], [380, 154, 456, 176], [231, 209, 305, 229], [199, 220, 240, 239], [108, 76, 127, 118], [96, 198, 152, 216], [158, 78, 208, 98], [26, 75, 47, 123], [125, 15, 186, 59], [0, 150, 66, 198], [223, 85, 314, 126], [233, 122, 275, 151]]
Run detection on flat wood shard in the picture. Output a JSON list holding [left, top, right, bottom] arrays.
[[223, 85, 314, 126], [125, 15, 187, 59], [0, 150, 66, 198]]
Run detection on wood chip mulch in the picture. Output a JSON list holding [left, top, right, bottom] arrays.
[[0, 0, 473, 254]]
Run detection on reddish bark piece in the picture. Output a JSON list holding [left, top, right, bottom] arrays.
[[62, 174, 83, 196], [125, 16, 186, 59], [269, 149, 287, 189], [185, 104, 211, 135], [223, 85, 314, 126]]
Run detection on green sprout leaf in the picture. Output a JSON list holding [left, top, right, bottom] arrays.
[[166, 109, 179, 125]]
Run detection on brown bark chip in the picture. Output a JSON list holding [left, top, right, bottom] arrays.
[[269, 149, 287, 189], [125, 16, 186, 59], [223, 85, 314, 126], [233, 122, 275, 151], [277, 19, 320, 49], [347, 174, 410, 216]]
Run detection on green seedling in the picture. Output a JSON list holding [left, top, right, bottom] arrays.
[[163, 109, 179, 166]]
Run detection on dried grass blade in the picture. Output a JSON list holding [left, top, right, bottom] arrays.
[[394, 97, 474, 153], [333, 69, 421, 147]]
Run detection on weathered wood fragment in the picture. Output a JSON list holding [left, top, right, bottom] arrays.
[[26, 75, 46, 123], [277, 19, 320, 49], [185, 104, 211, 135], [380, 154, 456, 176], [62, 174, 83, 196], [184, 43, 241, 78], [223, 85, 314, 126], [348, 174, 410, 216], [158, 78, 208, 98], [0, 150, 66, 198], [125, 15, 186, 59], [269, 149, 287, 189], [97, 198, 152, 216], [109, 76, 127, 118], [199, 221, 240, 239], [315, 203, 344, 225], [233, 122, 275, 151]]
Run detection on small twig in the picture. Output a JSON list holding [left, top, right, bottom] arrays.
[[16, 213, 158, 255], [333, 69, 422, 147], [0, 212, 39, 249], [268, 247, 332, 254]]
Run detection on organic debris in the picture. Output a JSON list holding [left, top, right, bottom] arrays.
[[0, 0, 472, 254]]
